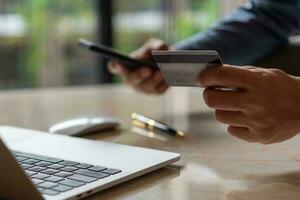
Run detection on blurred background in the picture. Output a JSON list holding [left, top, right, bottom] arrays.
[[0, 0, 245, 89]]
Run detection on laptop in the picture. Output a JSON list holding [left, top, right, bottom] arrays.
[[0, 126, 180, 200]]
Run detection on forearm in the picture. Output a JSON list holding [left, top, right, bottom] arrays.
[[176, 0, 300, 65]]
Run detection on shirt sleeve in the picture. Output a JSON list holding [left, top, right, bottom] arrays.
[[175, 0, 300, 65]]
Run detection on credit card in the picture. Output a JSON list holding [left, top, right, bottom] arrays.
[[152, 50, 222, 87]]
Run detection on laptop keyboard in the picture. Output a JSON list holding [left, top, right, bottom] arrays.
[[12, 151, 122, 196]]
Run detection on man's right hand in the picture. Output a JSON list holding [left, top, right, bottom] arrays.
[[108, 38, 169, 94]]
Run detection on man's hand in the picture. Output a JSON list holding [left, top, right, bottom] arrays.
[[108, 38, 169, 94], [199, 65, 300, 144]]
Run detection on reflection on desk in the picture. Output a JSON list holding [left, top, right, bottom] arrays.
[[0, 85, 299, 200]]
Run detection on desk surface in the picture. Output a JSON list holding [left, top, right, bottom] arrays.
[[1, 85, 300, 200]]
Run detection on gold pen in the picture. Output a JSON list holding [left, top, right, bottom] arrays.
[[131, 113, 185, 137]]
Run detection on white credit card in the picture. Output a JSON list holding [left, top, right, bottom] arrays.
[[152, 50, 223, 87]]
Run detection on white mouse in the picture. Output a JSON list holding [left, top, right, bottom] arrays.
[[49, 116, 121, 136]]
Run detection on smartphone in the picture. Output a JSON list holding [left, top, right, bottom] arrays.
[[78, 38, 158, 70]]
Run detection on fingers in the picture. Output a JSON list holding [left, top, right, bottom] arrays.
[[136, 71, 168, 94], [108, 62, 131, 83], [131, 38, 169, 60], [129, 68, 152, 86], [109, 61, 151, 84], [108, 61, 168, 94], [156, 82, 169, 94], [199, 65, 255, 90], [215, 110, 248, 127], [107, 38, 169, 94], [263, 131, 296, 144], [203, 87, 247, 111], [108, 61, 122, 74], [227, 126, 257, 143]]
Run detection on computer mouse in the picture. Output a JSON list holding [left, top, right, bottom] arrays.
[[49, 116, 121, 136]]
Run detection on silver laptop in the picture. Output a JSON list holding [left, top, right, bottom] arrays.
[[0, 126, 180, 200]]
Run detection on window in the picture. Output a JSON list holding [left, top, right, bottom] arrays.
[[0, 0, 97, 88], [114, 0, 220, 52], [0, 0, 239, 89]]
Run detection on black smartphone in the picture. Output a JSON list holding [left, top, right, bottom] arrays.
[[78, 38, 158, 70]]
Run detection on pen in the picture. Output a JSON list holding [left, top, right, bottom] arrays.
[[131, 113, 185, 137]]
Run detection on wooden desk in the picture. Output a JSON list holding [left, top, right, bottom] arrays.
[[0, 85, 300, 200]]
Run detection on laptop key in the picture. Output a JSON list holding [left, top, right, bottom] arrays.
[[37, 187, 46, 193], [37, 156, 63, 164], [22, 159, 40, 165], [42, 189, 59, 196], [59, 179, 85, 187], [54, 171, 73, 178], [68, 174, 98, 183], [61, 166, 78, 172], [35, 161, 52, 167], [76, 163, 93, 169], [75, 169, 110, 179], [25, 170, 37, 176], [52, 184, 72, 192], [32, 179, 44, 185], [48, 164, 64, 170], [13, 151, 63, 163], [38, 181, 58, 189], [28, 166, 46, 172], [13, 151, 35, 159], [31, 173, 51, 180], [16, 156, 28, 162], [58, 160, 80, 166], [45, 176, 64, 183], [102, 168, 122, 175], [41, 169, 59, 175], [21, 163, 33, 169], [88, 166, 107, 172]]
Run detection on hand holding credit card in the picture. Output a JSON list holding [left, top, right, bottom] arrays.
[[152, 50, 223, 87]]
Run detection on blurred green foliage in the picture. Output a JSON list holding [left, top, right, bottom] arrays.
[[115, 0, 219, 52], [15, 0, 93, 86], [175, 0, 219, 41]]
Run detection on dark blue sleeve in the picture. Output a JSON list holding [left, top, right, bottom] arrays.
[[175, 0, 300, 65]]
